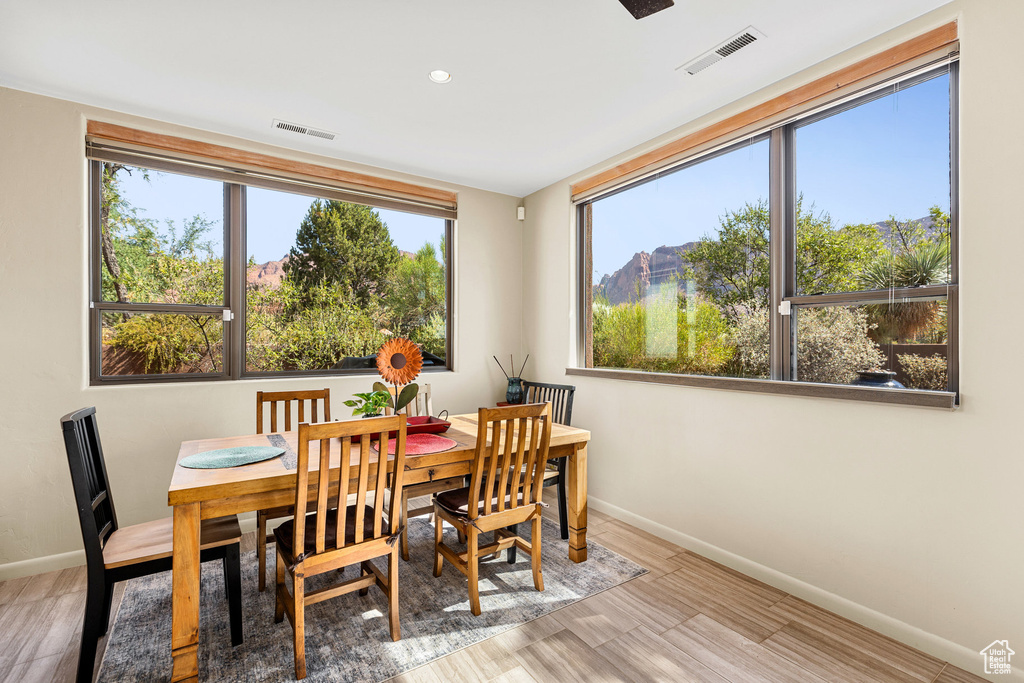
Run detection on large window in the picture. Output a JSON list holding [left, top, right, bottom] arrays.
[[587, 137, 769, 379], [578, 63, 958, 402], [90, 157, 451, 383], [244, 187, 447, 374]]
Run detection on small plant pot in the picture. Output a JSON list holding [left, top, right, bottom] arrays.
[[851, 370, 905, 389]]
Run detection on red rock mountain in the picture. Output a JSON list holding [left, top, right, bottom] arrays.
[[247, 256, 289, 288], [595, 243, 694, 305]]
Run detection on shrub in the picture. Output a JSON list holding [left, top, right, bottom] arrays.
[[898, 353, 948, 391], [246, 279, 386, 371], [410, 311, 446, 359], [111, 313, 222, 373], [734, 304, 885, 384], [592, 294, 736, 375]]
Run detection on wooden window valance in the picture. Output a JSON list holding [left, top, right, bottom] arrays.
[[570, 21, 958, 202], [86, 121, 458, 219]]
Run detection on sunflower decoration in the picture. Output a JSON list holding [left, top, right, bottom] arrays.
[[374, 337, 422, 414]]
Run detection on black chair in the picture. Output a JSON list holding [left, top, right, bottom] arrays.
[[507, 381, 575, 563], [61, 407, 244, 683]]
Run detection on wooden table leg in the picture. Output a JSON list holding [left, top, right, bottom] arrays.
[[566, 442, 588, 563], [171, 502, 201, 682]]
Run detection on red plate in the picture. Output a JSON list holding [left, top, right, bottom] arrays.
[[385, 415, 451, 439]]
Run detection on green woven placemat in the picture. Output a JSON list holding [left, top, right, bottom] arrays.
[[179, 446, 284, 469]]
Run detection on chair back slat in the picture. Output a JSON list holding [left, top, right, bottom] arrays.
[[495, 419, 516, 512], [467, 403, 552, 520], [483, 421, 502, 515], [521, 416, 538, 504], [293, 416, 406, 559], [256, 388, 331, 434], [507, 417, 529, 500], [313, 437, 331, 554], [334, 436, 351, 548], [372, 426, 390, 537], [354, 433, 371, 544], [523, 381, 575, 427], [61, 407, 119, 574]]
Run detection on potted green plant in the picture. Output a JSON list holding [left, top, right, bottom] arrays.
[[343, 390, 391, 418]]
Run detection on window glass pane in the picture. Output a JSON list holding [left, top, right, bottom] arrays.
[[99, 164, 224, 304], [794, 72, 951, 296], [245, 188, 447, 373], [100, 311, 223, 375], [793, 298, 947, 387], [590, 139, 770, 378]]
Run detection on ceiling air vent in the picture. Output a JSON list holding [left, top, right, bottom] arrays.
[[678, 26, 765, 75], [272, 119, 336, 141]]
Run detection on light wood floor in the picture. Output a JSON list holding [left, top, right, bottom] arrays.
[[0, 493, 987, 683]]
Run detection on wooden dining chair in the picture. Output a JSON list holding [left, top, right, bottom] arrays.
[[274, 415, 407, 679], [61, 407, 243, 683], [505, 381, 575, 564], [383, 383, 462, 561], [255, 388, 331, 591], [432, 402, 552, 616]]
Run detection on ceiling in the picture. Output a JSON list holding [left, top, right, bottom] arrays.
[[0, 1, 949, 197]]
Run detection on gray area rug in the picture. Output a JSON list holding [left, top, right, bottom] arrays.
[[98, 517, 647, 682]]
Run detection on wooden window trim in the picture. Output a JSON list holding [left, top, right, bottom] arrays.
[[570, 21, 958, 201], [86, 121, 457, 208]]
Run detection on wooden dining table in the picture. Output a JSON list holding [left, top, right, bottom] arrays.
[[166, 412, 591, 682]]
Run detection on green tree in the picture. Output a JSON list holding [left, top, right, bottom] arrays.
[[284, 200, 400, 306], [109, 216, 225, 372], [685, 200, 769, 309], [685, 198, 884, 309], [388, 241, 445, 339]]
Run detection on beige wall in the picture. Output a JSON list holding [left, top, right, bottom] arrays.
[[523, 1, 1022, 677], [0, 88, 524, 574]]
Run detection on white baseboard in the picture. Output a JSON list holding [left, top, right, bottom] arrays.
[[589, 496, 1023, 682], [0, 549, 86, 581], [0, 512, 261, 583]]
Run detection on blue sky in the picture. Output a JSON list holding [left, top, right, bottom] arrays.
[[591, 72, 950, 278], [117, 173, 445, 263]]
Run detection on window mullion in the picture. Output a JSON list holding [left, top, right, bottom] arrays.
[[89, 160, 103, 385], [769, 128, 786, 381], [947, 60, 959, 393], [227, 184, 244, 380]]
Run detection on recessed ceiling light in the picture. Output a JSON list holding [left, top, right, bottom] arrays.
[[428, 69, 452, 84]]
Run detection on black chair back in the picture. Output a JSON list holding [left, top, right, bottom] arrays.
[[521, 381, 575, 426], [61, 407, 118, 572]]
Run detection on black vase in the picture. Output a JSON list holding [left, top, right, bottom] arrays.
[[851, 370, 905, 389], [506, 377, 524, 404]]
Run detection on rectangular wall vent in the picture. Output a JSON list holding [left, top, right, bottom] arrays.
[[273, 119, 336, 141], [678, 26, 765, 75]]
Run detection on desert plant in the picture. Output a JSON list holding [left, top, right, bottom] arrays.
[[859, 238, 949, 343], [898, 353, 948, 391]]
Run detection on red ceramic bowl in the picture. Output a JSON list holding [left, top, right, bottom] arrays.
[[385, 415, 451, 439]]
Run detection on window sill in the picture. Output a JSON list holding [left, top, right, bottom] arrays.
[[565, 367, 957, 409]]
